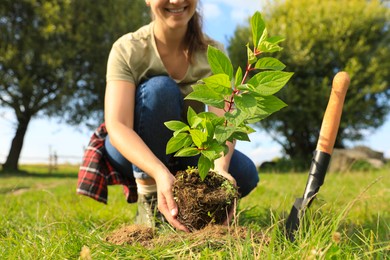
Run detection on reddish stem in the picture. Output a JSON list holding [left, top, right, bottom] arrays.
[[224, 48, 261, 124], [241, 63, 253, 86]]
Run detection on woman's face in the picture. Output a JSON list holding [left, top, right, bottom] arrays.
[[146, 0, 198, 30]]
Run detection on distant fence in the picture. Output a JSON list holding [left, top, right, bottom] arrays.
[[0, 153, 82, 168]]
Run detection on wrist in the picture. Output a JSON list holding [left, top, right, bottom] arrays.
[[143, 162, 170, 179], [152, 165, 174, 185], [214, 159, 229, 173]]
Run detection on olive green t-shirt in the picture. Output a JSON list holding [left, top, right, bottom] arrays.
[[106, 22, 225, 115]]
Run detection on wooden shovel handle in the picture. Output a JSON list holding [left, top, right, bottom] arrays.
[[316, 72, 350, 154]]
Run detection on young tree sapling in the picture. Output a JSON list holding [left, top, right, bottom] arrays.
[[165, 11, 293, 180]]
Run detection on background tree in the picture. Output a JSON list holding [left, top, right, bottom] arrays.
[[60, 0, 149, 127], [0, 0, 148, 171], [227, 0, 390, 168]]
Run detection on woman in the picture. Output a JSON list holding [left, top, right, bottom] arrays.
[[94, 0, 258, 232]]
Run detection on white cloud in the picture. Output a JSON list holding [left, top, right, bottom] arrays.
[[207, 0, 263, 9], [205, 0, 264, 24], [202, 3, 222, 20], [230, 10, 252, 24]]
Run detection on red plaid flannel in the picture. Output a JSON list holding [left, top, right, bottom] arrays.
[[76, 123, 138, 204]]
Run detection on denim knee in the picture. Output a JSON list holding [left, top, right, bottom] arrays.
[[135, 76, 183, 130], [104, 135, 133, 176], [229, 150, 259, 197], [239, 163, 259, 197], [132, 76, 184, 176], [137, 76, 183, 112], [104, 136, 150, 179]]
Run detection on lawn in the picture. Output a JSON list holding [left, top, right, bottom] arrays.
[[0, 164, 389, 259]]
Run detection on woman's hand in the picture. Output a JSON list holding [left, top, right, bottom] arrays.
[[215, 169, 236, 186], [215, 169, 237, 226], [223, 198, 237, 226], [154, 171, 189, 232]]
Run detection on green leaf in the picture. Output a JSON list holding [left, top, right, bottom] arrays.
[[251, 11, 266, 49], [186, 84, 225, 109], [246, 95, 288, 123], [198, 112, 222, 136], [225, 109, 246, 126], [211, 116, 225, 128], [267, 36, 285, 45], [231, 131, 250, 142], [247, 45, 257, 64], [202, 74, 232, 95], [166, 133, 189, 154], [259, 40, 283, 53], [198, 155, 212, 181], [245, 111, 268, 123], [175, 147, 200, 157], [207, 45, 234, 80], [256, 95, 288, 114], [198, 111, 219, 121], [182, 135, 194, 147], [258, 28, 268, 51], [244, 124, 256, 134], [201, 149, 218, 162], [189, 129, 207, 148], [234, 93, 257, 114], [235, 66, 243, 87], [187, 107, 197, 127], [215, 125, 235, 144], [164, 120, 189, 132], [247, 71, 293, 96], [192, 117, 204, 129], [186, 108, 204, 128], [204, 120, 215, 137], [207, 140, 227, 155], [236, 84, 254, 92], [255, 57, 286, 71]]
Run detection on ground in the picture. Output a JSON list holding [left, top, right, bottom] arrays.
[[105, 224, 269, 247]]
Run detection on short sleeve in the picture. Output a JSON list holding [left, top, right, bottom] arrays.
[[106, 40, 135, 83]]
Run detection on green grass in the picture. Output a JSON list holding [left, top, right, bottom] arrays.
[[1, 164, 389, 259]]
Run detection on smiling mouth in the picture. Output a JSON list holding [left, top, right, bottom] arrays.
[[166, 7, 186, 14]]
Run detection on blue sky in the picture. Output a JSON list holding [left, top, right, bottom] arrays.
[[0, 0, 389, 165]]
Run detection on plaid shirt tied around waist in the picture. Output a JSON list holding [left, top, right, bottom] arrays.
[[76, 123, 138, 204]]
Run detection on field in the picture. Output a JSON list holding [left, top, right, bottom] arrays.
[[1, 164, 389, 259]]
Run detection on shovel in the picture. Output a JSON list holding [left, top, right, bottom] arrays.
[[285, 71, 350, 242]]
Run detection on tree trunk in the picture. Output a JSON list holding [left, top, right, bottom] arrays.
[[284, 131, 317, 170], [2, 115, 31, 172]]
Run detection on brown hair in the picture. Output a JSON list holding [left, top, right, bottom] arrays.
[[148, 4, 212, 63], [185, 10, 210, 63]]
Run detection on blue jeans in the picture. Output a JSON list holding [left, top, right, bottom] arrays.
[[105, 76, 259, 197]]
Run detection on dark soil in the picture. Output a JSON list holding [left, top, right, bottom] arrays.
[[105, 225, 154, 246], [105, 224, 269, 248], [105, 169, 245, 248], [173, 169, 239, 231]]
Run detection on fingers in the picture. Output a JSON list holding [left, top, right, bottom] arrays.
[[222, 198, 237, 226], [158, 190, 189, 232], [227, 174, 237, 187], [154, 172, 189, 232], [164, 186, 178, 217], [215, 170, 237, 226], [218, 170, 237, 187]]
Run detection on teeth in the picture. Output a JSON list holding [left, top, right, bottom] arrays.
[[168, 8, 184, 13]]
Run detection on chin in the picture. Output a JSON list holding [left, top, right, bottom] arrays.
[[166, 20, 190, 30]]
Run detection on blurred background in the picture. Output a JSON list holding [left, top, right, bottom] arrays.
[[1, 0, 389, 171]]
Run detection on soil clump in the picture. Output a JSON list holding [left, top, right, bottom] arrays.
[[106, 224, 269, 248], [173, 169, 239, 231]]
